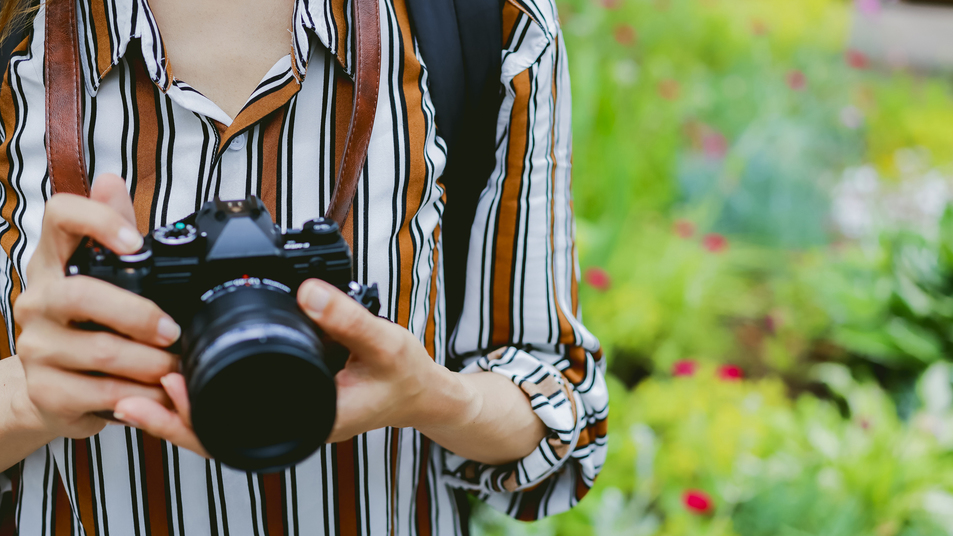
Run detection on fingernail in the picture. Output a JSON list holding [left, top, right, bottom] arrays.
[[117, 226, 143, 252], [113, 412, 140, 428], [157, 317, 181, 345], [304, 283, 329, 315]]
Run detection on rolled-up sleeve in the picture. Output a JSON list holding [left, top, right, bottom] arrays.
[[441, 0, 608, 520]]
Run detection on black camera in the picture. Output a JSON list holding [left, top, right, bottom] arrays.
[[67, 197, 379, 472]]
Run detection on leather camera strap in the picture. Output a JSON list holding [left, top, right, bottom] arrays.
[[44, 0, 89, 197], [44, 0, 381, 228]]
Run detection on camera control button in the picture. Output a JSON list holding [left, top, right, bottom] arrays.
[[303, 218, 340, 244], [228, 133, 247, 151]]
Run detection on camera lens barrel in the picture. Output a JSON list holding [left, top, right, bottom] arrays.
[[184, 284, 336, 473]]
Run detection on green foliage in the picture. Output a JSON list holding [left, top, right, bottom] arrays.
[[474, 366, 953, 536]]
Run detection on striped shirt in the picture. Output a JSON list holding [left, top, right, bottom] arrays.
[[0, 0, 609, 533]]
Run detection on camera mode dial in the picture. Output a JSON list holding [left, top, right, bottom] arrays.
[[155, 222, 198, 246], [303, 218, 339, 245]]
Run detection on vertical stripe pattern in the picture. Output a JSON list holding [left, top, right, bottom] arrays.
[[0, 0, 607, 533]]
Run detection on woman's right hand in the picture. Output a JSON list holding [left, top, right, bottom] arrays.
[[12, 173, 181, 440]]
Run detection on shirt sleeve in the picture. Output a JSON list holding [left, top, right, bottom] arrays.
[[441, 0, 609, 520]]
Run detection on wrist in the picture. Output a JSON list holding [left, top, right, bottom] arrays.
[[407, 363, 481, 435], [3, 358, 47, 438]]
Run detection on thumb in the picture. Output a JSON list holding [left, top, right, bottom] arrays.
[[90, 173, 137, 228], [298, 279, 390, 356]]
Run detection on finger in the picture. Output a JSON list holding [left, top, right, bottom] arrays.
[[298, 279, 396, 356], [89, 173, 136, 227], [159, 373, 193, 429], [34, 193, 143, 275], [114, 397, 209, 457], [24, 327, 179, 383], [27, 368, 171, 416], [45, 276, 180, 346]]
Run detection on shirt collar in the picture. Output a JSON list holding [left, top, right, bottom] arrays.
[[77, 0, 353, 95]]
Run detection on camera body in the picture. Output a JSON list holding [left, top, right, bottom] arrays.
[[67, 197, 379, 472]]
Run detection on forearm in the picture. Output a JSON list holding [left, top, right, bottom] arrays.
[[413, 367, 547, 466], [0, 356, 55, 472]]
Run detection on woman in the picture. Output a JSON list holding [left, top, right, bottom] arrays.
[[0, 0, 608, 533]]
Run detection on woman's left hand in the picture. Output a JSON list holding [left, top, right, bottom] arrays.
[[113, 278, 452, 456], [296, 279, 454, 442]]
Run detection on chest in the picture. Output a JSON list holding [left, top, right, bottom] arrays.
[[147, 0, 296, 119]]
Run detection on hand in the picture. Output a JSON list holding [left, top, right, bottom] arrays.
[[297, 279, 468, 442], [14, 174, 182, 441]]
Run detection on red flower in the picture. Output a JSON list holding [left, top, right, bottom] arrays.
[[584, 267, 611, 291], [718, 364, 744, 381], [702, 233, 728, 253], [846, 49, 869, 69], [673, 219, 695, 239], [682, 490, 713, 514], [599, 0, 622, 9], [614, 24, 637, 46], [658, 79, 680, 101], [786, 70, 807, 91], [672, 359, 697, 377]]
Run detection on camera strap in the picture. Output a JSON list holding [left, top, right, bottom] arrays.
[[43, 0, 381, 228]]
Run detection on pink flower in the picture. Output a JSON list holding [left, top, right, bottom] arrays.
[[614, 24, 637, 46], [702, 233, 728, 253], [856, 0, 880, 16], [658, 79, 680, 101], [702, 130, 728, 159], [672, 359, 697, 377], [787, 70, 807, 91], [718, 364, 744, 381], [673, 219, 695, 239], [682, 490, 714, 514], [846, 49, 869, 70], [599, 0, 622, 9], [584, 267, 611, 291], [763, 314, 777, 335]]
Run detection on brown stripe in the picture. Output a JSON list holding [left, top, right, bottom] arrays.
[[141, 434, 171, 536], [258, 110, 285, 217], [52, 469, 74, 536], [574, 476, 590, 502], [329, 0, 350, 70], [90, 0, 113, 77], [502, 1, 522, 46], [260, 473, 286, 536], [423, 222, 442, 359], [0, 37, 30, 358], [219, 82, 300, 153], [131, 57, 160, 234], [388, 429, 399, 536], [546, 57, 575, 347], [392, 0, 428, 329], [73, 439, 98, 536], [491, 69, 531, 346], [414, 437, 431, 536], [334, 440, 359, 536]]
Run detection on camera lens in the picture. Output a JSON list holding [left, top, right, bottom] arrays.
[[183, 281, 336, 472]]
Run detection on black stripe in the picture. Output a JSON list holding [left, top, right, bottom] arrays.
[[125, 429, 142, 536]]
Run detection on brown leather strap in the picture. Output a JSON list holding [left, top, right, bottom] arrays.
[[325, 0, 381, 226], [45, 0, 90, 197], [44, 0, 381, 226]]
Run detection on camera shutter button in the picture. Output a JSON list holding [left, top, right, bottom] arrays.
[[303, 218, 340, 245]]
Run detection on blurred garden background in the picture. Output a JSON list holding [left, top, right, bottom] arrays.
[[474, 0, 953, 534]]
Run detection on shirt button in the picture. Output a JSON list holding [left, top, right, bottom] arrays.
[[229, 133, 247, 151]]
